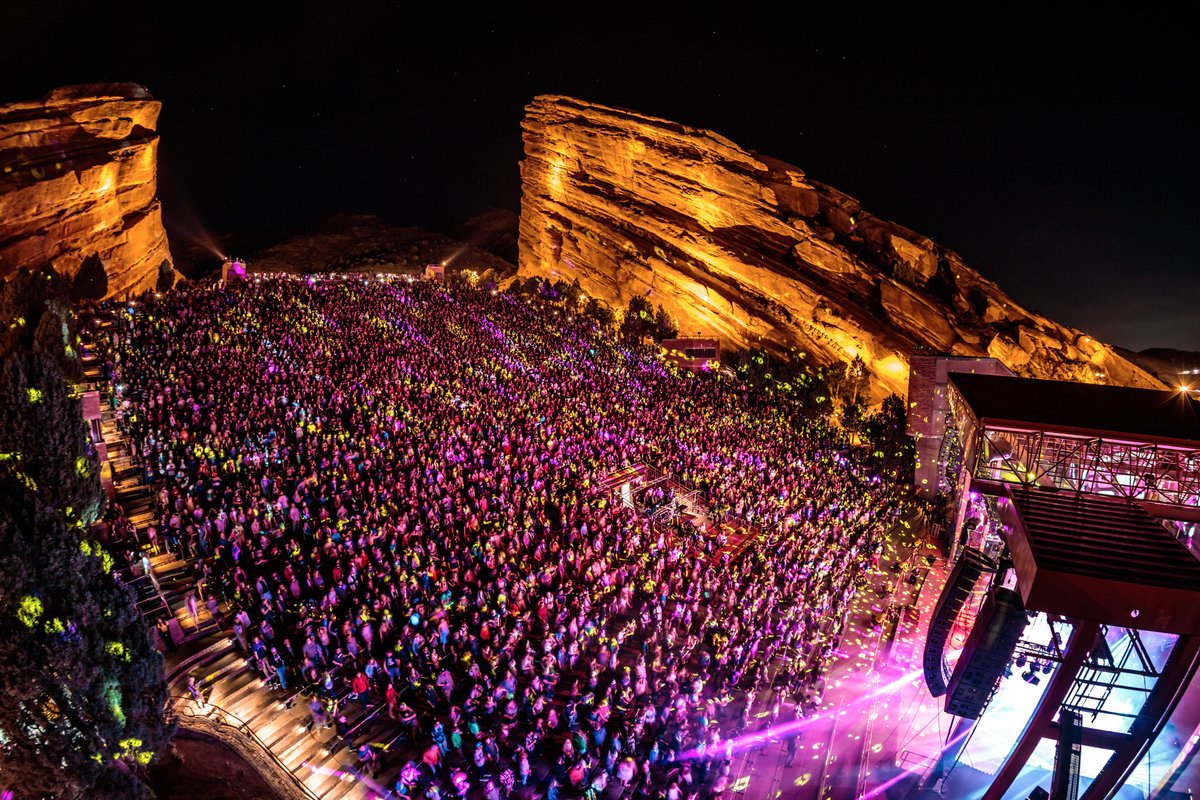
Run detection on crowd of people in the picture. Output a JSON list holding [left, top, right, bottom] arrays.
[[97, 274, 914, 800]]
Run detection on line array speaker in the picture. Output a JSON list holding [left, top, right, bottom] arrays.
[[945, 586, 1029, 719], [922, 547, 996, 697]]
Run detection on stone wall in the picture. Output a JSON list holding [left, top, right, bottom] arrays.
[[518, 95, 1163, 403], [1, 84, 173, 299]]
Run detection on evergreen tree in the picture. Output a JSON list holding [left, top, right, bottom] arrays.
[[827, 355, 869, 411], [583, 297, 615, 327], [0, 282, 172, 798], [620, 295, 655, 341], [862, 393, 917, 484], [552, 277, 583, 310], [155, 259, 175, 294], [651, 305, 678, 341], [521, 276, 545, 297], [2, 266, 73, 359], [0, 478, 173, 800], [0, 350, 103, 524]]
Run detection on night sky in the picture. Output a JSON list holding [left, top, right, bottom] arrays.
[[3, 6, 1196, 352]]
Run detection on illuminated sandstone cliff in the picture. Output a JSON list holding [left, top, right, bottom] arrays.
[[518, 95, 1163, 403], [1, 84, 172, 299]]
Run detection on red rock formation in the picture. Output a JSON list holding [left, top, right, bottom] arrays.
[[518, 95, 1163, 403], [1, 84, 172, 299]]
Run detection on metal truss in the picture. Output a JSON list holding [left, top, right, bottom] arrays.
[[969, 425, 1200, 513], [1062, 627, 1161, 724]]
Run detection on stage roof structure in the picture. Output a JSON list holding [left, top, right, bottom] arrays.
[[948, 373, 1200, 445], [947, 374, 1200, 517], [1000, 486, 1200, 635]]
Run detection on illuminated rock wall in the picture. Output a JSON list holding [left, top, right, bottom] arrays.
[[0, 84, 172, 299], [518, 95, 1163, 402]]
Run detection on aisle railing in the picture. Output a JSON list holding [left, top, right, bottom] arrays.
[[169, 693, 324, 800]]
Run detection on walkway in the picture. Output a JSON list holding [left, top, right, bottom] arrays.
[[713, 515, 952, 800], [80, 317, 387, 799], [166, 640, 390, 800]]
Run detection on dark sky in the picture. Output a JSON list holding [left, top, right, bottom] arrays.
[[3, 5, 1196, 351]]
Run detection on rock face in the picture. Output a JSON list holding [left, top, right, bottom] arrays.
[[1, 84, 172, 299], [518, 95, 1163, 402]]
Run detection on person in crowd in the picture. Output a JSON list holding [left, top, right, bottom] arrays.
[[186, 674, 206, 711], [184, 590, 200, 628], [156, 616, 176, 652], [309, 695, 329, 730], [97, 274, 914, 798]]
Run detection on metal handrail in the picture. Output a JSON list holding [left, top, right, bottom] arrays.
[[169, 693, 324, 800]]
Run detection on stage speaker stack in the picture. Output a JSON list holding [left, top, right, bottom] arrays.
[[923, 547, 996, 697], [1051, 709, 1082, 800], [945, 586, 1029, 719]]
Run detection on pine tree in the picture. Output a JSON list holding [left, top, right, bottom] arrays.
[[562, 277, 583, 310], [155, 259, 176, 294], [0, 287, 172, 798], [862, 393, 917, 484], [583, 297, 615, 327], [620, 295, 655, 341], [651, 305, 678, 341], [0, 349, 102, 524], [0, 478, 174, 799]]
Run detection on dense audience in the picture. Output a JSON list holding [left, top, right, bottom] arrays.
[[98, 274, 913, 800]]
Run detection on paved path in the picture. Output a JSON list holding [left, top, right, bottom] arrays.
[[712, 516, 952, 800]]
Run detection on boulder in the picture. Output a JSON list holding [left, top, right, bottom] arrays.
[[0, 84, 172, 299]]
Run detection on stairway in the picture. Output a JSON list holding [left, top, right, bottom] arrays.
[[171, 639, 404, 800], [79, 326, 222, 641], [80, 317, 408, 798]]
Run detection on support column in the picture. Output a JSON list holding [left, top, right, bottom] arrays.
[[1083, 634, 1200, 799], [982, 619, 1101, 800]]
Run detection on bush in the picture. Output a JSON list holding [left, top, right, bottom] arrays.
[[155, 260, 175, 293]]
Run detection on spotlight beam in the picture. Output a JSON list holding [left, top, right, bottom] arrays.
[[681, 668, 924, 761]]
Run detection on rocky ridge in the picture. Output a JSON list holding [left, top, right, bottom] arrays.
[[517, 95, 1163, 402], [242, 214, 516, 278], [0, 83, 172, 299]]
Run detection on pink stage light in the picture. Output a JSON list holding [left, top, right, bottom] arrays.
[[681, 668, 924, 761], [854, 725, 974, 800]]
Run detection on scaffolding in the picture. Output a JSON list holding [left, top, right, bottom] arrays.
[[969, 426, 1200, 511]]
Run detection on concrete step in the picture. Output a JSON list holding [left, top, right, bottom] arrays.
[[309, 744, 364, 799], [193, 651, 246, 691], [265, 721, 314, 768], [150, 551, 185, 568], [167, 638, 236, 686], [258, 692, 313, 748], [221, 668, 272, 713], [319, 766, 369, 800], [122, 505, 156, 519], [277, 733, 331, 785], [283, 722, 338, 771], [241, 691, 292, 733]]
